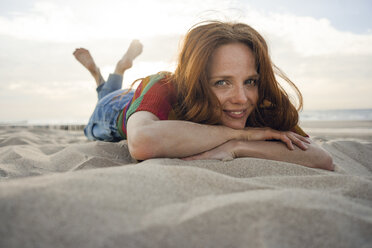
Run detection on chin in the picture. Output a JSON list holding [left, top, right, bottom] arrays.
[[222, 121, 246, 130]]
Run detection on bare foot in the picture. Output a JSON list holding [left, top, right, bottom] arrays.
[[73, 48, 104, 86], [114, 40, 143, 75]]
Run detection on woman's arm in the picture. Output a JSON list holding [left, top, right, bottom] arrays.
[[184, 139, 334, 171], [126, 111, 309, 160]]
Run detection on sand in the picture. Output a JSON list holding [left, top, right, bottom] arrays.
[[0, 121, 371, 248]]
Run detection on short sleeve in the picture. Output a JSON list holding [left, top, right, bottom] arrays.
[[124, 72, 176, 126]]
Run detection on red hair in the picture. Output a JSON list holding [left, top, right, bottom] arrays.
[[172, 21, 303, 131]]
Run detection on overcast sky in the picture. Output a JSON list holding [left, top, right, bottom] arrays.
[[0, 0, 371, 123]]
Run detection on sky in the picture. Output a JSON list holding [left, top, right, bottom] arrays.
[[0, 0, 371, 123]]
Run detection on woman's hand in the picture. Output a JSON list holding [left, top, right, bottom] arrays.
[[244, 127, 310, 151], [183, 128, 312, 161], [182, 138, 334, 171], [127, 111, 310, 160], [183, 140, 238, 161]]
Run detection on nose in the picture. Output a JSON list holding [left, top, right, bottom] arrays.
[[231, 85, 248, 104]]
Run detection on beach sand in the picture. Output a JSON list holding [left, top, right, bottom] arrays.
[[0, 121, 371, 247]]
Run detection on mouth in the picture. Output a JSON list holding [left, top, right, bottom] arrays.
[[223, 109, 247, 119]]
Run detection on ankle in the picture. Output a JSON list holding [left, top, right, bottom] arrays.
[[114, 60, 132, 75], [114, 68, 124, 76]]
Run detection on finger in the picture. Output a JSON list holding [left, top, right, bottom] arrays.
[[291, 132, 311, 144], [278, 132, 309, 150], [290, 133, 311, 148], [300, 136, 311, 144], [285, 136, 295, 150], [294, 139, 308, 151], [278, 133, 295, 150], [252, 128, 296, 150], [268, 131, 294, 150], [288, 133, 308, 151]]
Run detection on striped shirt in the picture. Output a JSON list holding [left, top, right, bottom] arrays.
[[117, 72, 176, 138]]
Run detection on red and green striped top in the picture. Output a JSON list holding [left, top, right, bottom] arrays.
[[117, 72, 177, 139]]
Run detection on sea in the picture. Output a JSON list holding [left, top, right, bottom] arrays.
[[298, 109, 372, 139], [1, 109, 372, 126], [299, 108, 372, 121]]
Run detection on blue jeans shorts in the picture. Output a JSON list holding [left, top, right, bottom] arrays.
[[84, 74, 134, 142]]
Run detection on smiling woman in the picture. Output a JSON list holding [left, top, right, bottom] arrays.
[[208, 42, 259, 129], [74, 20, 333, 171]]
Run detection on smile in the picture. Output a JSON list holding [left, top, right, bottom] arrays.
[[223, 109, 246, 119]]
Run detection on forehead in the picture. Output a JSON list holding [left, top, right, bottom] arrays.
[[208, 42, 256, 76]]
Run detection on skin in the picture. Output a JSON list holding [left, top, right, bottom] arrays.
[[73, 40, 143, 85], [127, 111, 310, 159], [183, 139, 334, 171], [208, 42, 259, 129], [75, 40, 333, 171], [183, 42, 333, 170], [127, 43, 323, 166]]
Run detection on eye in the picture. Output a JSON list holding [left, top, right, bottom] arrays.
[[214, 80, 228, 86], [244, 79, 258, 87]]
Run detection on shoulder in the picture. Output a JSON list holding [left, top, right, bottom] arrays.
[[126, 72, 176, 122], [136, 71, 175, 97], [140, 71, 173, 87]]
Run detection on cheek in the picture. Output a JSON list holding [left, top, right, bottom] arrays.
[[246, 88, 259, 105], [253, 88, 259, 104], [212, 90, 227, 106]]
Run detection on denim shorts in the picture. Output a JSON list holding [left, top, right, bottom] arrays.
[[84, 74, 134, 142]]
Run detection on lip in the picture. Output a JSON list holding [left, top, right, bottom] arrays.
[[223, 109, 247, 119]]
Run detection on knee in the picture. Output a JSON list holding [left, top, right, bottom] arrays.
[[92, 124, 114, 141]]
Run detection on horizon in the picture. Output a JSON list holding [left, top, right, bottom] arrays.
[[2, 108, 372, 125], [0, 0, 372, 123]]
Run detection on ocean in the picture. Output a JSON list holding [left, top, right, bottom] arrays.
[[298, 109, 372, 139], [299, 109, 372, 121], [1, 109, 372, 126]]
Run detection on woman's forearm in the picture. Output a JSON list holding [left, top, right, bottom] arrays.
[[234, 140, 334, 171], [135, 121, 237, 159], [184, 139, 334, 171], [127, 111, 310, 160], [127, 112, 241, 159]]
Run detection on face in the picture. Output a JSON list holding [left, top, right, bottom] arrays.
[[208, 42, 259, 129]]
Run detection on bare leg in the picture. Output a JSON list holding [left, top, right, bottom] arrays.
[[73, 48, 104, 86], [114, 40, 143, 75]]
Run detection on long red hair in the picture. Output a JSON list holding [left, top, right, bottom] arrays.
[[172, 21, 303, 131]]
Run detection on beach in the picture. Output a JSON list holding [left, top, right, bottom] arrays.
[[300, 120, 372, 141], [0, 121, 371, 247]]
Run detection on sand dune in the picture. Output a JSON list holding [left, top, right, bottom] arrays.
[[0, 123, 371, 248]]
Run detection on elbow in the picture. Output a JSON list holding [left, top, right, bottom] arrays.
[[127, 129, 158, 161], [128, 145, 152, 161], [315, 150, 334, 171], [302, 141, 334, 171], [323, 153, 334, 171]]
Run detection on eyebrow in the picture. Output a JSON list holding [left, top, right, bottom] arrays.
[[209, 74, 260, 80]]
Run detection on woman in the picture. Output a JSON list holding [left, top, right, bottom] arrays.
[[73, 21, 333, 171]]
